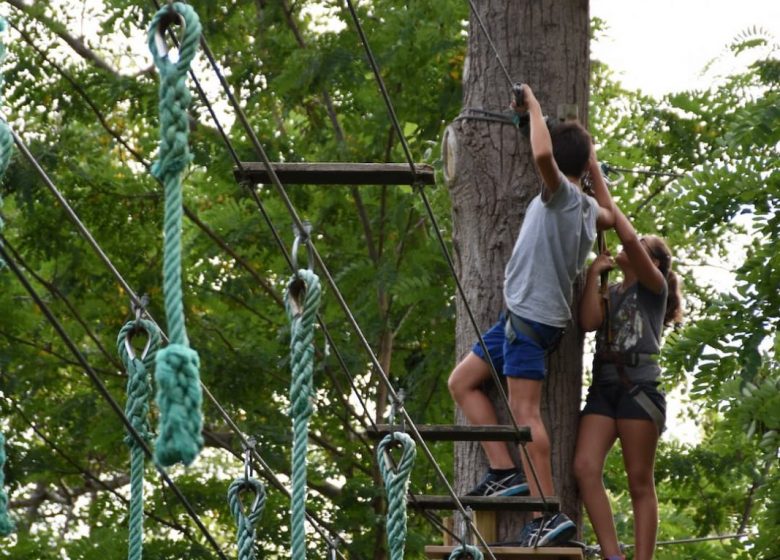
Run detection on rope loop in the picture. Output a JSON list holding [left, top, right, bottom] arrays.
[[228, 477, 266, 560], [0, 432, 14, 537], [448, 544, 484, 560], [376, 432, 416, 560], [284, 267, 321, 560]]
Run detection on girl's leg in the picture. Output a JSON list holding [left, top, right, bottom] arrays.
[[506, 377, 553, 496], [448, 352, 514, 468], [617, 419, 659, 560], [573, 414, 620, 557]]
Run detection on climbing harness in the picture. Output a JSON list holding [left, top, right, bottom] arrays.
[[227, 438, 266, 560], [285, 224, 322, 560], [147, 1, 204, 467], [117, 308, 162, 560], [377, 431, 416, 560]]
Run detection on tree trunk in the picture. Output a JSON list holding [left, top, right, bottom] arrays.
[[443, 0, 589, 541]]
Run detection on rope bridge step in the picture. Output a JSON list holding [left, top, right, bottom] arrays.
[[366, 424, 532, 442], [234, 162, 435, 185], [409, 495, 559, 513], [425, 545, 583, 559]]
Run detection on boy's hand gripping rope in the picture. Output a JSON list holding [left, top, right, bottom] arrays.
[[147, 2, 203, 467], [0, 17, 15, 537], [285, 266, 321, 560], [118, 317, 162, 560], [376, 432, 417, 560], [227, 441, 266, 560]]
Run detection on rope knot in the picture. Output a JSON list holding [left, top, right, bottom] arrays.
[[228, 477, 266, 560], [377, 432, 416, 560], [154, 343, 203, 466]]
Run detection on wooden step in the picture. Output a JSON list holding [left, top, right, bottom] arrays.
[[409, 495, 559, 513], [367, 424, 531, 442], [235, 162, 436, 185], [425, 545, 583, 559]]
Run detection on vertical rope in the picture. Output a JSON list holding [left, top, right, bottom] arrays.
[[376, 432, 416, 560], [285, 268, 322, 560], [117, 319, 161, 560], [227, 477, 266, 560], [146, 2, 203, 467], [0, 17, 15, 538], [0, 432, 13, 537]]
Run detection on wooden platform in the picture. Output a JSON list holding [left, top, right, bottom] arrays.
[[425, 545, 583, 559], [367, 424, 532, 442], [234, 162, 436, 185], [409, 495, 559, 513]]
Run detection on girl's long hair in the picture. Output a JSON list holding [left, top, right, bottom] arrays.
[[643, 235, 683, 325]]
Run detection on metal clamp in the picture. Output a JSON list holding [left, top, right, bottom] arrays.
[[291, 221, 314, 271], [243, 436, 257, 482]]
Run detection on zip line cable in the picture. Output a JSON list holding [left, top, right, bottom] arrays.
[[0, 242, 229, 560], [466, 0, 516, 88], [343, 0, 549, 512]]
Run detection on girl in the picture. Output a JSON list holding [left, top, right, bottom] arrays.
[[574, 208, 682, 560]]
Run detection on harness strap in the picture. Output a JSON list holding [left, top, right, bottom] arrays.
[[607, 358, 665, 435], [505, 312, 563, 354]]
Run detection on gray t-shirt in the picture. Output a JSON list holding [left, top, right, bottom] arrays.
[[503, 174, 599, 327], [594, 281, 668, 383]]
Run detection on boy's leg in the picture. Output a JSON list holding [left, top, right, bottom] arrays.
[[448, 352, 514, 469], [573, 414, 620, 557], [506, 377, 554, 497]]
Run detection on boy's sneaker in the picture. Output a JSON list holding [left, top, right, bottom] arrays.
[[465, 469, 529, 497], [519, 513, 576, 547]]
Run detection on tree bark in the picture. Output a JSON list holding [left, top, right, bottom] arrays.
[[445, 0, 589, 541]]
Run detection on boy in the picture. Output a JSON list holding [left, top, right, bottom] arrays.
[[447, 84, 615, 546]]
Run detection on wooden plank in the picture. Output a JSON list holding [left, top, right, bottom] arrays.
[[409, 495, 559, 513], [367, 424, 531, 442], [234, 162, 436, 185], [425, 545, 583, 559]]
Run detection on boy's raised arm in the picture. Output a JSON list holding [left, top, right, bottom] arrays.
[[513, 84, 560, 195], [588, 152, 616, 230]]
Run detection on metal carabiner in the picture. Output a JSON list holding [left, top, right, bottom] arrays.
[[291, 221, 314, 272], [243, 436, 257, 482], [153, 4, 186, 60]]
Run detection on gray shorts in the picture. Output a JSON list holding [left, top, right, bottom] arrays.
[[581, 381, 666, 422]]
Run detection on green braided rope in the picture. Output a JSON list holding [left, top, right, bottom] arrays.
[[284, 268, 322, 560], [147, 2, 203, 467], [448, 544, 484, 560], [117, 319, 161, 560], [228, 477, 266, 560], [0, 432, 13, 537], [0, 17, 14, 268], [376, 432, 417, 560]]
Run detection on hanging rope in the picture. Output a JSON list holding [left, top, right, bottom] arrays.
[[285, 266, 322, 560], [0, 432, 13, 537], [376, 432, 417, 560], [117, 316, 161, 560], [147, 1, 203, 467], [227, 474, 266, 560], [449, 544, 484, 560]]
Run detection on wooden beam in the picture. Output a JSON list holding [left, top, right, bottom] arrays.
[[408, 495, 559, 513], [366, 424, 532, 442], [425, 545, 584, 559], [234, 162, 436, 186]]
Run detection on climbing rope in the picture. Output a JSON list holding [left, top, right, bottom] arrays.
[[147, 2, 203, 467], [285, 265, 321, 560], [0, 432, 13, 537], [117, 316, 161, 560], [227, 442, 266, 560], [449, 544, 484, 560], [376, 432, 417, 560]]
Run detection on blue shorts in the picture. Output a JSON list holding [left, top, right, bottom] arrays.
[[471, 314, 563, 380]]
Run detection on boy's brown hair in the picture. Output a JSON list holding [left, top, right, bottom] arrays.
[[551, 121, 592, 179]]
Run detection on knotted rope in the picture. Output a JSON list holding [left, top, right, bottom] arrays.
[[118, 318, 161, 560], [0, 16, 14, 267], [448, 545, 484, 560], [147, 2, 203, 467], [0, 18, 15, 538], [376, 432, 417, 560], [285, 268, 321, 560], [0, 432, 13, 537], [227, 477, 266, 560]]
